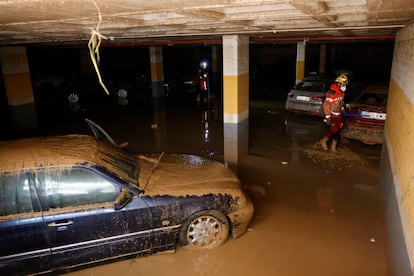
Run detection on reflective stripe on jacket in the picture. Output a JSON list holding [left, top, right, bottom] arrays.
[[323, 83, 344, 117]]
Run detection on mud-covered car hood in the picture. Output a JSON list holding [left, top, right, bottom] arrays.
[[137, 154, 244, 198]]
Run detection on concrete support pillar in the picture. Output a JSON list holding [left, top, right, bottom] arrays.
[[222, 35, 249, 168], [295, 41, 306, 84], [149, 46, 166, 123], [211, 45, 218, 89], [381, 22, 414, 276], [149, 46, 167, 150], [319, 44, 326, 74], [211, 45, 218, 74], [0, 46, 38, 132], [330, 45, 336, 65]]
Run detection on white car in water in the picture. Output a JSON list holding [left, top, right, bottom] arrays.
[[285, 75, 333, 117]]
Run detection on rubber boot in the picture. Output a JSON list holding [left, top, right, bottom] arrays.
[[330, 139, 338, 152], [320, 136, 329, 151]]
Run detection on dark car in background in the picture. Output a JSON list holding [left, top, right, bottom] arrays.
[[33, 73, 112, 112], [0, 119, 254, 275], [32, 73, 72, 109], [341, 84, 388, 144], [33, 71, 154, 112], [165, 70, 200, 100], [285, 75, 333, 116], [58, 74, 111, 111]]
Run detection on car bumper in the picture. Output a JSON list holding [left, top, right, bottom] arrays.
[[228, 195, 254, 239], [341, 124, 384, 144], [285, 100, 324, 116]]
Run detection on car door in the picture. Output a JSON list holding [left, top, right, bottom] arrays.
[[0, 171, 51, 275], [35, 166, 153, 271]]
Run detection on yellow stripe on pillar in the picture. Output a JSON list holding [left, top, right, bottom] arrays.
[[0, 46, 37, 132], [150, 62, 164, 82], [295, 41, 306, 83], [150, 46, 164, 82], [296, 60, 305, 83], [3, 73, 34, 105], [223, 73, 249, 123], [387, 78, 414, 213]]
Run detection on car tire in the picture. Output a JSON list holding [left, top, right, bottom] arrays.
[[179, 210, 229, 250]]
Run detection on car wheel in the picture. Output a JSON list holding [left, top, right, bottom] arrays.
[[179, 210, 229, 250]]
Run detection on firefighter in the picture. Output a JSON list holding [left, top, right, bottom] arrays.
[[320, 74, 349, 152], [199, 59, 209, 93]]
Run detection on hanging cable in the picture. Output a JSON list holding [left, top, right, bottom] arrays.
[[88, 0, 110, 95]]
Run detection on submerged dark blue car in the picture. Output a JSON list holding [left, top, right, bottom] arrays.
[[0, 120, 254, 275]]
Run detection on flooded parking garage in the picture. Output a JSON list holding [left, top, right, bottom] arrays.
[[0, 42, 393, 275], [53, 96, 389, 276]]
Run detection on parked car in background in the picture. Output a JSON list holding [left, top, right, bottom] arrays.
[[58, 74, 110, 111], [32, 73, 72, 107], [0, 119, 254, 275], [285, 75, 333, 116], [33, 73, 109, 112], [167, 70, 200, 98], [341, 84, 388, 144]]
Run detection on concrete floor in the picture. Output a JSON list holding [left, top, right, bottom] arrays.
[[51, 94, 390, 276]]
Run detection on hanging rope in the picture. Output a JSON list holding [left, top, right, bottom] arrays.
[[88, 0, 110, 95]]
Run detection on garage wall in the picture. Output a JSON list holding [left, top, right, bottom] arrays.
[[381, 22, 414, 276]]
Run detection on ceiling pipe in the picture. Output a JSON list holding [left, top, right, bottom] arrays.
[[103, 39, 223, 47], [52, 34, 395, 49], [105, 35, 395, 47], [251, 35, 395, 43]]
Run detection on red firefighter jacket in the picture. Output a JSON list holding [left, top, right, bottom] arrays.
[[323, 83, 345, 117]]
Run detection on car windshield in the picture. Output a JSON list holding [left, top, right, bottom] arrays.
[[97, 144, 140, 187], [294, 81, 327, 92], [358, 92, 388, 106]]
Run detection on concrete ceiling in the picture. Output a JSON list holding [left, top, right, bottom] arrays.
[[0, 0, 413, 46]]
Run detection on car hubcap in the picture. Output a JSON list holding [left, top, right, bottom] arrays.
[[187, 215, 221, 247]]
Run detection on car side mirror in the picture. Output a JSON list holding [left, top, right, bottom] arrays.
[[114, 188, 133, 210]]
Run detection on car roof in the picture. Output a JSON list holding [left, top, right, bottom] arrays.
[[0, 135, 103, 174], [361, 85, 389, 95], [0, 135, 138, 184], [301, 75, 333, 82]]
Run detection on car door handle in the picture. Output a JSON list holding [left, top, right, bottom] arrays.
[[48, 220, 74, 227], [48, 220, 74, 232]]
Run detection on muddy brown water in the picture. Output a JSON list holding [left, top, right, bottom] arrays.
[[57, 99, 388, 276]]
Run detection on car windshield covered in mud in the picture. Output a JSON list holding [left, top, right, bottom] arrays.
[[0, 120, 254, 275], [341, 85, 388, 144]]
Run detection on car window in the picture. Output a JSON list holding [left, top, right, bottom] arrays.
[[99, 150, 140, 183], [0, 172, 34, 216], [294, 81, 327, 92], [358, 93, 388, 106], [35, 167, 119, 209]]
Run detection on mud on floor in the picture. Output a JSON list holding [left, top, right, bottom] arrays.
[[304, 142, 369, 173]]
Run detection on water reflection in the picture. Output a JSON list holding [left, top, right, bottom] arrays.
[[284, 113, 326, 143], [317, 182, 336, 214], [285, 113, 327, 163]]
